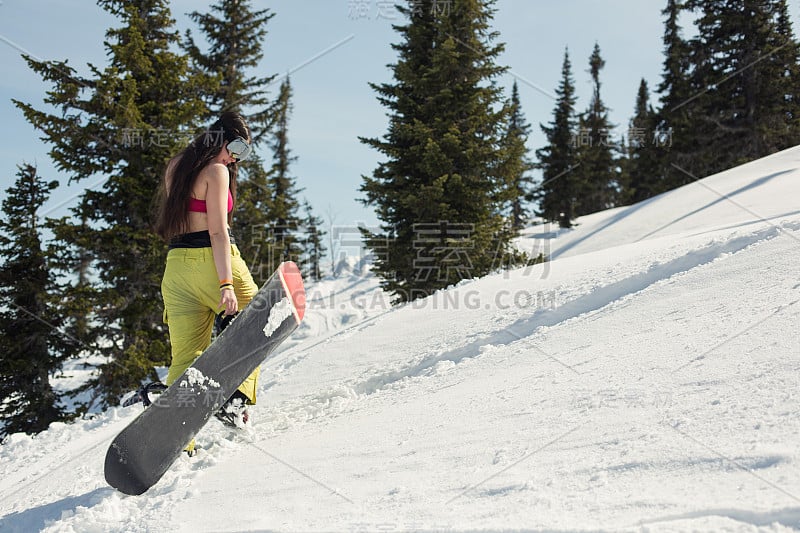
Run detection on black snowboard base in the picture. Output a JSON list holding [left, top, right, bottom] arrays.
[[104, 261, 305, 495]]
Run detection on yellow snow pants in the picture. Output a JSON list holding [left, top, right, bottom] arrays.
[[161, 245, 260, 404]]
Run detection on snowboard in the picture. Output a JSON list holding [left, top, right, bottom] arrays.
[[104, 261, 306, 496]]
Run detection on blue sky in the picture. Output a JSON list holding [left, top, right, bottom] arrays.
[[1, 0, 798, 231]]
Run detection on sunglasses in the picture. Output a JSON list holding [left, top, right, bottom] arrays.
[[227, 137, 252, 162]]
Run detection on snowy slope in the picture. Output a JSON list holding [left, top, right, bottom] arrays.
[[517, 146, 800, 260], [2, 147, 800, 532]]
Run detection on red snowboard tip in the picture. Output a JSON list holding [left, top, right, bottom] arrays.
[[278, 261, 306, 323]]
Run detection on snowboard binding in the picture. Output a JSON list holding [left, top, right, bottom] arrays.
[[214, 390, 251, 429], [214, 310, 239, 337], [122, 381, 168, 408]]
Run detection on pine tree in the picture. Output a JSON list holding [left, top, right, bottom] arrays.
[[683, 0, 753, 175], [656, 0, 697, 189], [262, 79, 304, 271], [184, 0, 276, 137], [361, 3, 439, 300], [15, 0, 206, 407], [0, 165, 74, 437], [535, 49, 579, 228], [573, 43, 620, 216], [757, 0, 800, 153], [682, 0, 800, 177], [498, 81, 535, 230], [625, 79, 664, 203], [300, 200, 326, 282], [237, 77, 304, 282], [360, 0, 521, 303]]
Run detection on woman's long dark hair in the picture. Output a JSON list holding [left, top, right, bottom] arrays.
[[154, 111, 250, 241]]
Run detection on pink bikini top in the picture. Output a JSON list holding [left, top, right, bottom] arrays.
[[188, 190, 233, 213]]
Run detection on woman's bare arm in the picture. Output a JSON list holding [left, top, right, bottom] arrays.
[[203, 163, 237, 315]]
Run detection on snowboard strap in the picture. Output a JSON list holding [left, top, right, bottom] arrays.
[[122, 381, 168, 408]]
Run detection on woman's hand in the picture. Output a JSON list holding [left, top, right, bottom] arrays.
[[220, 286, 238, 315]]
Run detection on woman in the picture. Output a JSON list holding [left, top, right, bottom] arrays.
[[155, 111, 258, 451]]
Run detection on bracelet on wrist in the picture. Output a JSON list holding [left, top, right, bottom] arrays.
[[219, 282, 234, 291]]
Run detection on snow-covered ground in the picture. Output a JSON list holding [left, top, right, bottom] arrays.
[[2, 146, 800, 532]]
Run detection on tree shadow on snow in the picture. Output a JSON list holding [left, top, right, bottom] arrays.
[[638, 506, 800, 529], [0, 487, 112, 533], [553, 168, 796, 260]]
